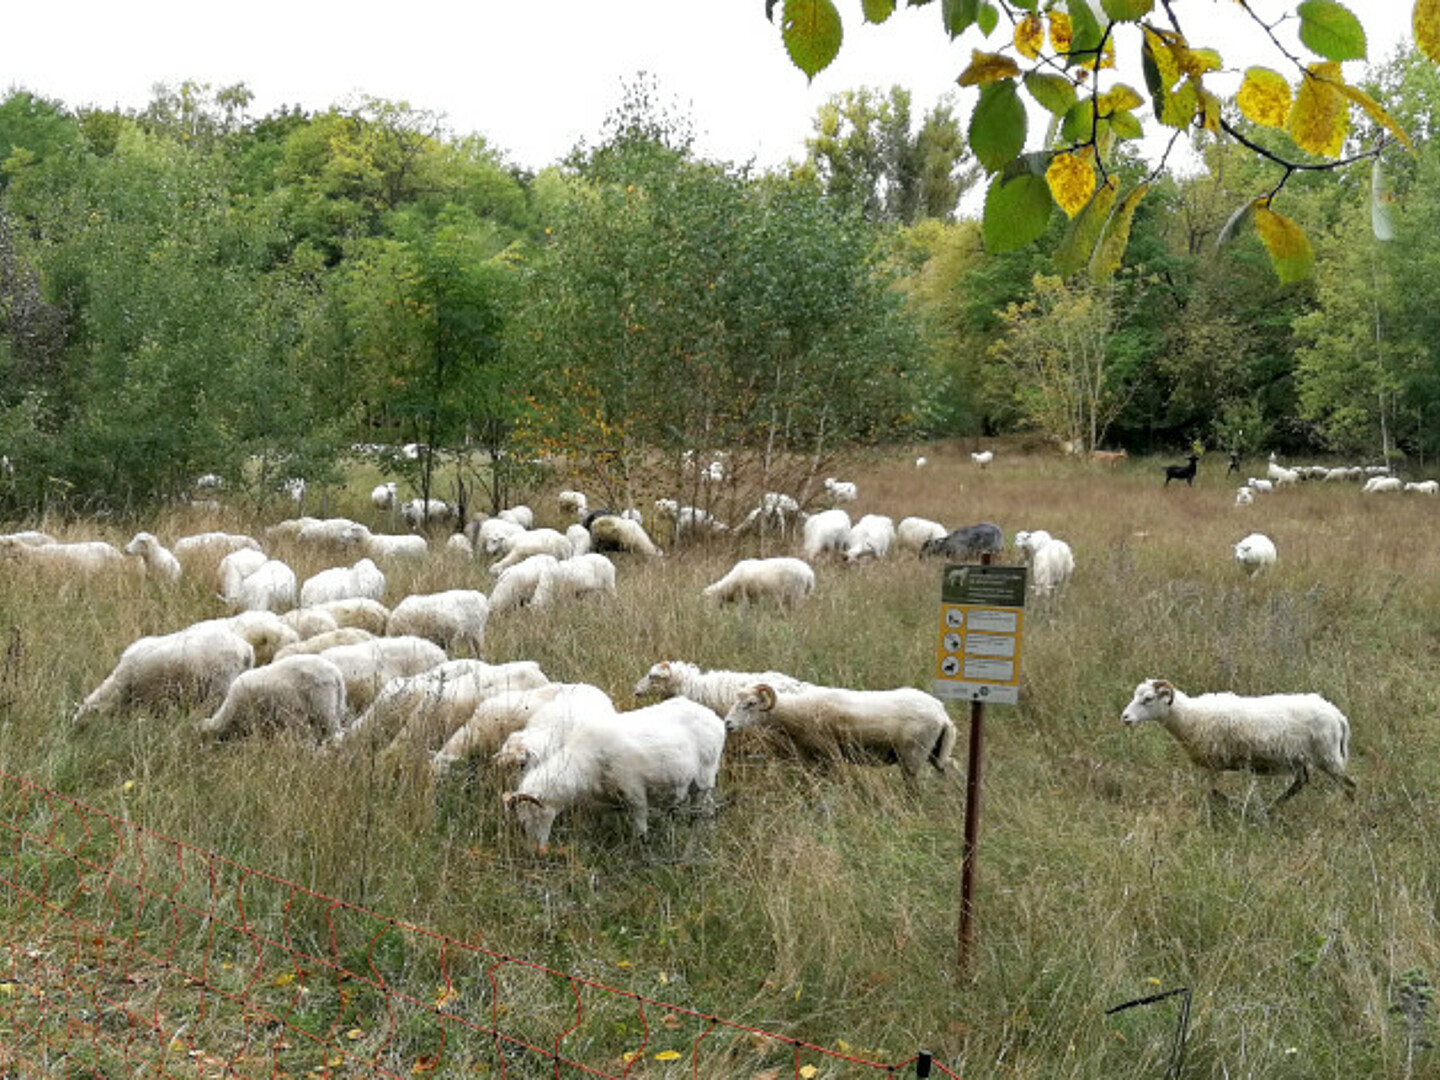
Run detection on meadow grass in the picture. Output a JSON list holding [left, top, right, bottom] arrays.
[[2, 448, 1439, 1078]]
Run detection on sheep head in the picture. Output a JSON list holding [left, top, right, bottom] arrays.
[[633, 662, 672, 698], [1121, 679, 1175, 725], [723, 683, 776, 732]]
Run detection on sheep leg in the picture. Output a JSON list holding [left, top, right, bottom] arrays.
[[1273, 764, 1310, 805], [1320, 765, 1358, 799]]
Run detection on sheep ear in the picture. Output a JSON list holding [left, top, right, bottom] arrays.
[[1153, 680, 1175, 703], [756, 684, 776, 711]]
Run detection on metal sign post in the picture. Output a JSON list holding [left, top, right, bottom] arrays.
[[932, 559, 1026, 975]]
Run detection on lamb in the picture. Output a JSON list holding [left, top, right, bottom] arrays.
[[1163, 455, 1200, 487], [632, 660, 810, 716], [588, 514, 662, 557], [225, 558, 298, 613], [843, 514, 895, 563], [489, 528, 573, 575], [72, 624, 255, 726], [273, 627, 375, 660], [724, 683, 957, 787], [0, 537, 128, 574], [310, 597, 391, 635], [364, 533, 429, 560], [1234, 532, 1277, 578], [896, 517, 948, 554], [198, 655, 348, 742], [299, 558, 386, 607], [920, 522, 1004, 560], [435, 682, 613, 773], [502, 696, 726, 851], [317, 635, 449, 713], [531, 553, 617, 609], [1405, 480, 1440, 494], [1363, 476, 1403, 494], [702, 557, 814, 609], [371, 481, 397, 510], [1119, 678, 1356, 804], [347, 659, 549, 752], [385, 590, 490, 655], [970, 451, 994, 468], [823, 477, 858, 503], [488, 554, 562, 614], [1014, 529, 1075, 594], [802, 508, 852, 561], [123, 532, 183, 584]]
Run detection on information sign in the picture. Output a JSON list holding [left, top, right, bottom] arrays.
[[933, 563, 1026, 704]]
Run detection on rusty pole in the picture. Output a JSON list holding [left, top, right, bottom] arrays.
[[957, 549, 993, 975]]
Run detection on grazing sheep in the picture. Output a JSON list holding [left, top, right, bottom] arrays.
[[802, 508, 852, 561], [1363, 475, 1403, 494], [318, 635, 448, 713], [653, 499, 727, 540], [172, 531, 261, 567], [915, 456, 928, 468], [0, 530, 55, 547], [971, 451, 994, 468], [1014, 529, 1075, 594], [1266, 456, 1301, 486], [310, 597, 391, 635], [1164, 455, 1200, 487], [123, 532, 183, 584], [823, 477, 858, 503], [296, 517, 372, 551], [264, 517, 319, 543], [73, 624, 255, 726], [400, 498, 456, 529], [472, 516, 525, 555], [1234, 487, 1255, 507], [385, 590, 490, 655], [273, 627, 375, 660], [588, 514, 662, 557], [502, 696, 726, 851], [702, 557, 814, 609], [365, 533, 429, 560], [198, 655, 347, 742], [489, 528, 573, 575], [1246, 477, 1275, 493], [1120, 678, 1356, 804], [371, 482, 398, 510], [187, 611, 300, 665], [225, 558, 298, 613], [348, 659, 549, 752], [920, 522, 1004, 560], [299, 558, 386, 608], [565, 523, 592, 557], [843, 514, 896, 563], [558, 490, 589, 518], [0, 537, 128, 575], [1234, 532, 1277, 578], [278, 607, 341, 640], [489, 554, 562, 615], [1405, 480, 1440, 494], [498, 505, 535, 529], [532, 553, 617, 609], [734, 492, 801, 538], [896, 517, 948, 554], [724, 683, 957, 787], [435, 682, 613, 773], [632, 660, 809, 716], [446, 533, 475, 558], [219, 548, 269, 599]]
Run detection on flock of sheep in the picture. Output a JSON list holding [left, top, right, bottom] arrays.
[[0, 445, 1377, 850]]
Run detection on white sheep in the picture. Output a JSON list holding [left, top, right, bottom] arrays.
[[198, 655, 348, 742], [502, 696, 726, 852], [385, 590, 490, 655], [843, 514, 895, 563], [1233, 532, 1277, 578], [489, 554, 561, 614], [1362, 475, 1402, 494], [446, 533, 475, 558], [264, 517, 319, 543], [435, 682, 613, 773], [0, 537, 128, 575], [489, 528, 573, 575], [822, 477, 858, 503], [632, 660, 810, 716], [281, 477, 307, 508], [123, 532, 183, 584], [702, 557, 814, 609], [310, 597, 391, 635], [532, 553, 617, 609], [1246, 478, 1275, 493], [299, 558, 386, 608], [296, 517, 372, 550], [318, 635, 449, 713], [565, 523, 592, 557], [588, 514, 662, 557], [278, 607, 341, 640], [365, 533, 429, 560], [187, 611, 301, 665], [971, 450, 994, 468], [724, 683, 957, 786], [1404, 480, 1439, 494], [896, 517, 948, 554], [1014, 529, 1075, 595], [498, 505, 535, 529], [1119, 678, 1356, 804], [558, 490, 589, 518], [371, 482, 398, 510], [73, 624, 255, 726], [802, 508, 852, 561], [472, 516, 525, 555], [0, 530, 54, 547], [225, 558, 298, 613], [734, 492, 801, 537], [1266, 460, 1301, 486], [218, 548, 269, 599], [348, 659, 549, 752], [1234, 487, 1255, 507], [400, 498, 456, 529], [172, 531, 261, 567], [273, 627, 375, 660], [653, 499, 727, 540]]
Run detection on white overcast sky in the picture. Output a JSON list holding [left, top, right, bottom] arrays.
[[6, 3, 1419, 178]]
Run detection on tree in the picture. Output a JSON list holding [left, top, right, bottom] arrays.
[[771, 1, 1423, 280]]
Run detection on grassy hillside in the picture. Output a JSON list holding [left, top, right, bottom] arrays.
[[1, 449, 1438, 1079]]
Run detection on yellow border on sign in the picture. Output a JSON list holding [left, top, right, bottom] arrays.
[[934, 604, 1025, 687]]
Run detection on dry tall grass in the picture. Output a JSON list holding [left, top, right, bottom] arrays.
[[2, 448, 1439, 1078]]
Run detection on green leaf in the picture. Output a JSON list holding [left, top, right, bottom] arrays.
[[969, 80, 1027, 173], [1066, 0, 1105, 60], [1100, 0, 1153, 20], [1060, 100, 1095, 143], [862, 0, 896, 22], [943, 0, 980, 37], [1253, 203, 1315, 283], [1296, 0, 1367, 62], [1371, 158, 1395, 241], [1089, 182, 1147, 283], [1024, 71, 1078, 115], [782, 0, 844, 79], [1054, 175, 1119, 276], [983, 173, 1055, 252], [1008, 0, 1037, 8], [1215, 199, 1256, 249], [1104, 110, 1144, 140], [977, 2, 999, 35]]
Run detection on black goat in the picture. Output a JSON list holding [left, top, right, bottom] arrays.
[[920, 521, 1005, 559], [1163, 455, 1200, 487]]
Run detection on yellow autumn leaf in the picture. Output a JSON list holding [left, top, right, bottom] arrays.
[[1049, 10, 1073, 54], [958, 50, 1022, 87], [1015, 13, 1044, 59], [1198, 88, 1222, 133], [1237, 67, 1292, 129], [1180, 47, 1222, 77], [346, 1028, 365, 1040], [1253, 202, 1315, 283], [1337, 82, 1414, 152], [655, 1050, 683, 1061], [1046, 150, 1097, 218], [1143, 26, 1183, 91], [1160, 79, 1199, 129], [799, 1067, 820, 1079], [271, 972, 297, 987], [1289, 62, 1347, 157], [1098, 84, 1144, 113], [1418, 0, 1440, 64]]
